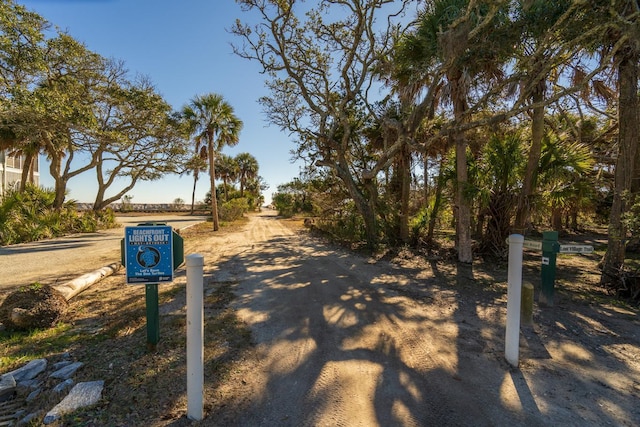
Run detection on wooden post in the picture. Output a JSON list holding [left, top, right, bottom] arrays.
[[521, 282, 534, 326]]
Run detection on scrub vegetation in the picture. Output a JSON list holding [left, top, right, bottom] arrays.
[[0, 184, 117, 245]]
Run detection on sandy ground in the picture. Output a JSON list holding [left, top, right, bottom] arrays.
[[182, 210, 640, 426], [3, 210, 639, 425]]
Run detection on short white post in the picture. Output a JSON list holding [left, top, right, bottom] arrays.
[[186, 254, 204, 421], [505, 234, 524, 367]]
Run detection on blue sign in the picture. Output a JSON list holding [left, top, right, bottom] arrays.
[[125, 225, 174, 284]]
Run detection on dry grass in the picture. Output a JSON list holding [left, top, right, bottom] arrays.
[[0, 219, 253, 426]]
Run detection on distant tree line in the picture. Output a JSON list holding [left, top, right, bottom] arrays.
[[233, 0, 639, 294]]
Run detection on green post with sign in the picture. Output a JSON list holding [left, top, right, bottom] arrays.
[[506, 233, 593, 310], [540, 231, 559, 307], [122, 222, 184, 351], [145, 284, 160, 349]]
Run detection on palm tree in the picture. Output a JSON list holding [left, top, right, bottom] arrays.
[[401, 0, 511, 262], [235, 152, 258, 198], [537, 136, 595, 232], [182, 93, 243, 230], [591, 0, 640, 283], [216, 154, 238, 202], [183, 153, 207, 214], [512, 0, 572, 232]]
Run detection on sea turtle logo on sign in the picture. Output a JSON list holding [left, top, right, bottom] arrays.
[[124, 225, 174, 284], [137, 246, 161, 268]]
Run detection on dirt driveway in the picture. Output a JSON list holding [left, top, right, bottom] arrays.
[[182, 210, 639, 426], [4, 210, 639, 426]]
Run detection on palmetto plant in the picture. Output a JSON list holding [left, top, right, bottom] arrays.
[[537, 135, 595, 232]]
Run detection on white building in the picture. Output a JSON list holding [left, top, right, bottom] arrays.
[[0, 150, 40, 199]]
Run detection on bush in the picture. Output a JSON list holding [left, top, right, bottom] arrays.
[[313, 201, 367, 244], [409, 207, 430, 246], [0, 185, 118, 245], [273, 192, 295, 217], [219, 198, 249, 221]]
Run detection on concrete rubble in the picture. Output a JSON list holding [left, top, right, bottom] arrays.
[[0, 354, 103, 426]]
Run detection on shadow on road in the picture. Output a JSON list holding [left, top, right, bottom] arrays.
[[196, 225, 639, 426]]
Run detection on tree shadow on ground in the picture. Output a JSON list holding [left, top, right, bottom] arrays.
[[205, 227, 640, 426]]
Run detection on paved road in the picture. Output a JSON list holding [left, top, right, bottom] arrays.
[[0, 215, 207, 292]]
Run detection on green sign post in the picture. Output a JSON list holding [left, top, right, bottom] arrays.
[[507, 232, 594, 308], [121, 223, 184, 351], [540, 231, 560, 306]]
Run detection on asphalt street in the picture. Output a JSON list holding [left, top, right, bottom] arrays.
[[0, 215, 207, 292]]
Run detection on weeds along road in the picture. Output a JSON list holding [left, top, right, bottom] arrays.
[[0, 214, 207, 292]]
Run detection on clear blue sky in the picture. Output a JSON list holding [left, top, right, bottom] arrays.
[[20, 0, 303, 205]]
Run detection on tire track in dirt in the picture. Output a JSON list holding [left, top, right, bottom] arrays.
[[215, 212, 500, 425], [208, 211, 640, 426]]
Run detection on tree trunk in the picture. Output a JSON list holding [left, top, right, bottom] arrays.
[[601, 47, 639, 283], [332, 158, 378, 249], [455, 132, 472, 263], [399, 141, 411, 243], [551, 205, 563, 232], [190, 172, 198, 215], [423, 154, 430, 206], [49, 154, 66, 209], [19, 152, 34, 192], [427, 156, 446, 243], [451, 68, 472, 263], [208, 139, 219, 231], [515, 80, 545, 233], [53, 263, 121, 300], [1, 152, 5, 196]]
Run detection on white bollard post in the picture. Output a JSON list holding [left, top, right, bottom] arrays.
[[186, 254, 204, 421], [505, 234, 524, 367]]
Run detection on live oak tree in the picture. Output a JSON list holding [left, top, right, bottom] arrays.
[[21, 33, 105, 209], [232, 0, 413, 248], [91, 76, 188, 210], [1, 3, 189, 211], [0, 0, 48, 192]]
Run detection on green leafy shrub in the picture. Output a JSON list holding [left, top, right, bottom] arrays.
[[314, 201, 367, 245], [219, 198, 249, 221], [0, 185, 117, 245], [273, 192, 295, 217]]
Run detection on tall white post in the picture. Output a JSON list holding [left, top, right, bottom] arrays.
[[186, 254, 204, 421], [505, 234, 524, 367]]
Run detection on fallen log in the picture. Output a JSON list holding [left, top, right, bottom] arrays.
[[52, 262, 122, 301], [0, 263, 122, 331]]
